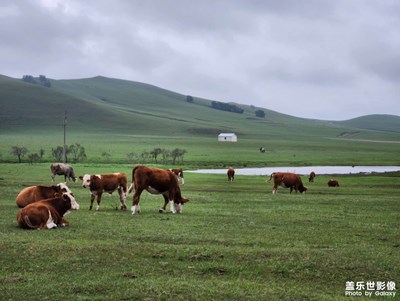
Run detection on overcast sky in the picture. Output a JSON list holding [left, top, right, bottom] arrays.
[[1, 0, 399, 120]]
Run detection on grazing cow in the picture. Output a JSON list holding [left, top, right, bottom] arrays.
[[327, 179, 340, 187], [51, 163, 77, 182], [79, 173, 128, 211], [227, 167, 235, 181], [16, 192, 79, 230], [267, 172, 307, 194], [16, 183, 72, 208], [127, 166, 189, 215], [309, 171, 316, 182], [169, 168, 185, 185]]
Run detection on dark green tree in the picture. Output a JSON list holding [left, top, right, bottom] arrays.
[[52, 146, 64, 161], [11, 146, 28, 163], [68, 143, 87, 162], [150, 148, 162, 163], [255, 110, 265, 118]]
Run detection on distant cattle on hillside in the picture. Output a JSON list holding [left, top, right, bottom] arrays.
[[227, 167, 235, 181], [308, 171, 316, 182], [267, 172, 307, 194], [50, 163, 77, 182], [169, 168, 184, 185], [327, 179, 340, 187]]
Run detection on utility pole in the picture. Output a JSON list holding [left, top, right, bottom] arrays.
[[63, 111, 67, 163]]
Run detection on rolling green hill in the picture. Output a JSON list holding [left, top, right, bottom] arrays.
[[2, 74, 400, 136], [1, 74, 399, 166]]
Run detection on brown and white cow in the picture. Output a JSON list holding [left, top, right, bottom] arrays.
[[308, 171, 316, 182], [127, 166, 189, 214], [16, 192, 79, 230], [169, 168, 185, 185], [79, 173, 128, 211], [50, 163, 77, 182], [227, 167, 235, 181], [267, 172, 307, 194], [16, 183, 72, 208], [327, 179, 340, 187]]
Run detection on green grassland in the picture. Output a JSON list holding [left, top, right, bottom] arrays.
[[0, 163, 399, 300], [0, 75, 399, 299]]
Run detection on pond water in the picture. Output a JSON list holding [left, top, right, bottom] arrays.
[[188, 166, 400, 176]]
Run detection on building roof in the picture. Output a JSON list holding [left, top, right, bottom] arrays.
[[218, 133, 237, 137]]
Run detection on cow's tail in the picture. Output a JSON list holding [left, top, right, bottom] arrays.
[[20, 214, 36, 229], [266, 172, 275, 183], [126, 183, 134, 197], [126, 166, 139, 197]]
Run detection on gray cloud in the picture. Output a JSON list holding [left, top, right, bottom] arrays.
[[1, 0, 399, 120]]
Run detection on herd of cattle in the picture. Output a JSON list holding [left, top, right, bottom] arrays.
[[15, 163, 339, 230]]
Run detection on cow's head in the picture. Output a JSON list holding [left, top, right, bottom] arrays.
[[79, 174, 91, 188], [299, 186, 308, 193], [63, 192, 80, 210], [57, 182, 72, 193], [175, 197, 189, 214]]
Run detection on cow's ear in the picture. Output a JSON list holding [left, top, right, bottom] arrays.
[[54, 192, 62, 198], [79, 176, 83, 180]]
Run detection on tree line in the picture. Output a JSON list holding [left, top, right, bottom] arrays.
[[10, 143, 86, 163], [22, 75, 51, 88], [8, 145, 187, 165], [126, 147, 187, 164]]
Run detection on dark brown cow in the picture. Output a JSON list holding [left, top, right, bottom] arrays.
[[227, 167, 235, 181], [127, 166, 189, 214], [50, 163, 77, 182], [16, 192, 79, 230], [79, 173, 128, 211], [327, 179, 340, 187], [169, 168, 185, 185], [267, 172, 307, 194], [16, 183, 72, 208], [308, 171, 316, 182]]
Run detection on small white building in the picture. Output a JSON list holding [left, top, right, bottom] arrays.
[[218, 133, 237, 142]]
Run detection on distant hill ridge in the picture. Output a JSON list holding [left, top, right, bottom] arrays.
[[1, 74, 399, 136]]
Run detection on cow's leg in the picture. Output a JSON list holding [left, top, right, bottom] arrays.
[[45, 210, 57, 229], [169, 200, 176, 214], [131, 188, 143, 215], [272, 185, 278, 194], [59, 218, 69, 227], [89, 192, 96, 210], [118, 187, 127, 210], [51, 174, 55, 182], [96, 192, 103, 211], [164, 191, 176, 214], [159, 195, 169, 213]]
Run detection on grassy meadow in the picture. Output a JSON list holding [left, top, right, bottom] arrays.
[[1, 163, 399, 300], [1, 75, 399, 300]]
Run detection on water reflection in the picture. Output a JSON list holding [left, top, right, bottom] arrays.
[[188, 166, 400, 176]]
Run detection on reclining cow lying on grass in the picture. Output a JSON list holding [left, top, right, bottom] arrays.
[[15, 183, 72, 208], [17, 192, 79, 230]]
